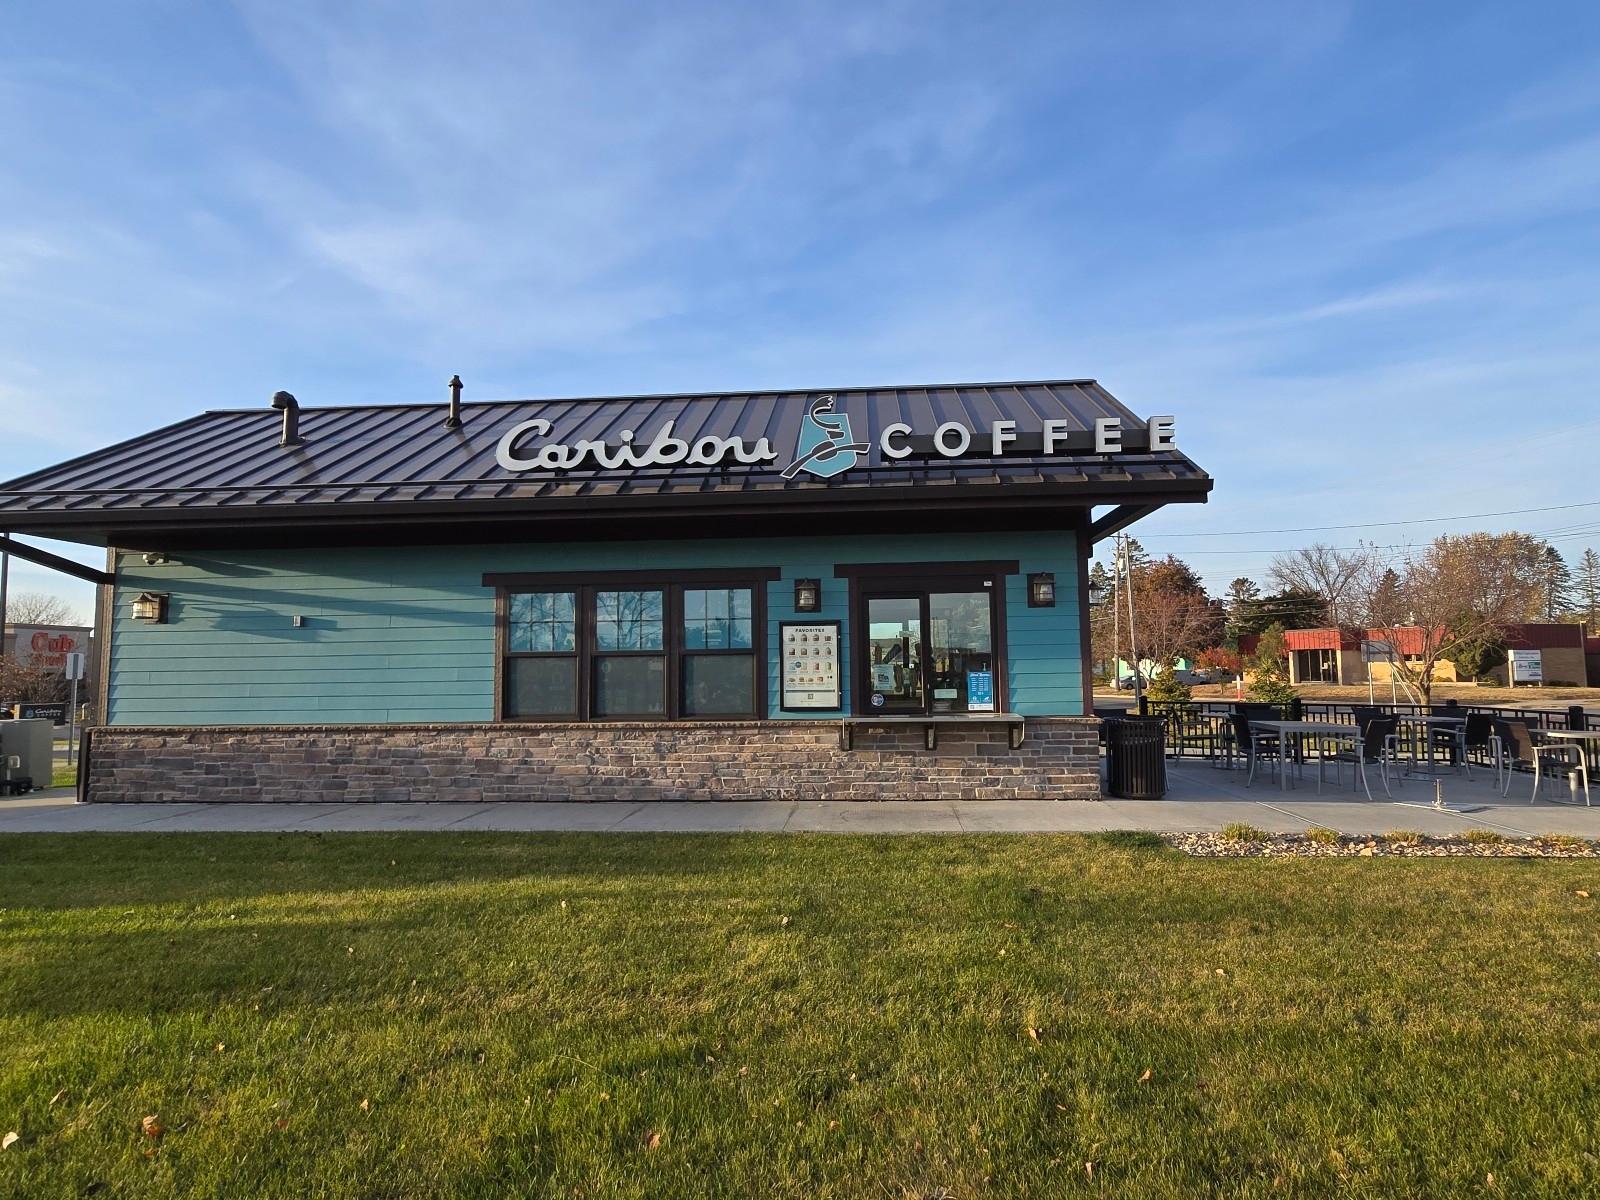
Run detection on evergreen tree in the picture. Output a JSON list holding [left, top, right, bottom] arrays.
[[1576, 549, 1600, 626], [1247, 622, 1297, 706], [1540, 545, 1573, 621], [1369, 567, 1405, 626], [1232, 589, 1326, 638]]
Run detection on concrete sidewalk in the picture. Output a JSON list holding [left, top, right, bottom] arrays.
[[1, 761, 1595, 836]]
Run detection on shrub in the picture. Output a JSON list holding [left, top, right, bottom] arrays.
[[1304, 826, 1342, 846], [1220, 822, 1268, 843], [1382, 829, 1425, 846], [1463, 828, 1508, 844], [1145, 670, 1193, 704], [1248, 675, 1298, 706]]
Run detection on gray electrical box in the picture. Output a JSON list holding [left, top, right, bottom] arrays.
[[0, 719, 54, 793]]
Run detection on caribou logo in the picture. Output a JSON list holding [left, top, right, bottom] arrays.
[[780, 395, 871, 480]]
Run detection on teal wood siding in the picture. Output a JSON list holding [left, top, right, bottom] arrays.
[[1000, 531, 1084, 717], [108, 531, 1086, 725]]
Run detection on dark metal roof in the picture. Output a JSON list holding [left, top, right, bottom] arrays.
[[0, 379, 1210, 548]]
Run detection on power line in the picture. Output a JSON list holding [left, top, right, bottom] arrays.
[[1136, 500, 1600, 538]]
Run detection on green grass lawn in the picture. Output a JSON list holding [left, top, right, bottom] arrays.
[[1, 833, 1597, 1198]]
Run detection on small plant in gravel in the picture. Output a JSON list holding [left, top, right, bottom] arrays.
[[1381, 829, 1425, 846], [1463, 828, 1509, 844], [1220, 822, 1269, 843], [1304, 826, 1342, 846]]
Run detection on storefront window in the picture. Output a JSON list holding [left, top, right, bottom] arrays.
[[509, 591, 576, 652], [595, 590, 664, 650], [506, 592, 577, 717], [500, 579, 763, 721], [683, 588, 756, 715], [867, 598, 924, 712], [928, 591, 994, 713], [856, 580, 1002, 716]]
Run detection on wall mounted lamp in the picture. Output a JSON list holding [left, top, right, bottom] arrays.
[[1086, 580, 1111, 607], [793, 578, 821, 613], [131, 591, 169, 624], [1027, 572, 1057, 608]]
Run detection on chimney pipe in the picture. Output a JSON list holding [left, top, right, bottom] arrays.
[[445, 375, 463, 428], [270, 391, 304, 447]]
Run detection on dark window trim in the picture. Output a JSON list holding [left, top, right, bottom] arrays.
[[1075, 517, 1093, 716], [847, 572, 1010, 717], [494, 575, 768, 722], [484, 567, 781, 588], [833, 559, 1019, 580]]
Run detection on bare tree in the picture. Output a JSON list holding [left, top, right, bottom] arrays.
[[1267, 543, 1383, 628], [1362, 532, 1546, 704], [1117, 556, 1225, 675], [5, 591, 81, 627]]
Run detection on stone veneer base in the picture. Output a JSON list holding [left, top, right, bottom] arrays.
[[82, 720, 1103, 803]]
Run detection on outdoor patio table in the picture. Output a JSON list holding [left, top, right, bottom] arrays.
[[1396, 715, 1465, 779], [1249, 721, 1360, 794], [1541, 729, 1600, 777]]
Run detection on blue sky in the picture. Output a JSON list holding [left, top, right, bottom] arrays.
[[3, 1, 1599, 617]]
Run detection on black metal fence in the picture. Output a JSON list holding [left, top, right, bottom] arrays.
[[1108, 697, 1593, 760]]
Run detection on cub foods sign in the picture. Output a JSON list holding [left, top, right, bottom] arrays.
[[497, 395, 1177, 481], [10, 627, 88, 673]]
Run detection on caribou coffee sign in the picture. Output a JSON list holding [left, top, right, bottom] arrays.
[[495, 396, 1177, 481]]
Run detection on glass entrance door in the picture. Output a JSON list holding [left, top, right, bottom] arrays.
[[866, 597, 924, 712], [929, 591, 995, 713]]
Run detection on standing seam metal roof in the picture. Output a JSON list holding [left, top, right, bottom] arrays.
[[0, 380, 1209, 524]]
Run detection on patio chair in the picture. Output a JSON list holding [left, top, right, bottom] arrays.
[[1319, 715, 1400, 800], [1351, 705, 1384, 731], [1460, 712, 1497, 781], [1171, 708, 1228, 767], [1427, 704, 1467, 765], [1230, 713, 1282, 788], [1492, 719, 1591, 805]]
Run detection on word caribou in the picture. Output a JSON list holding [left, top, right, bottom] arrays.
[[496, 419, 778, 472]]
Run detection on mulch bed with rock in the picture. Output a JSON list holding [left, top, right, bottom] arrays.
[[1167, 831, 1600, 858]]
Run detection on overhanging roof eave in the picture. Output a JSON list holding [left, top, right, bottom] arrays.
[[0, 476, 1212, 546]]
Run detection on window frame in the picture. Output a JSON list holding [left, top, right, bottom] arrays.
[[489, 568, 778, 722], [503, 590, 581, 719]]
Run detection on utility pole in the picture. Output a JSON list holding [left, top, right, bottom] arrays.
[[1111, 543, 1122, 695], [1119, 534, 1143, 708]]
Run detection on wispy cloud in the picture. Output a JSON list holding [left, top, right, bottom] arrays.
[[1, 1, 1598, 600]]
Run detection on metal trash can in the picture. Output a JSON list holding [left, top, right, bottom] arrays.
[[1104, 718, 1167, 799]]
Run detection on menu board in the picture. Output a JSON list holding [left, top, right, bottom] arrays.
[[780, 621, 841, 710]]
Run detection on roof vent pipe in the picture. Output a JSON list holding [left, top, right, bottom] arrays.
[[445, 375, 463, 428], [270, 391, 304, 447]]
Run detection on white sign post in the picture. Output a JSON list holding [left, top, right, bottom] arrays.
[[64, 651, 86, 765], [1362, 639, 1397, 705]]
